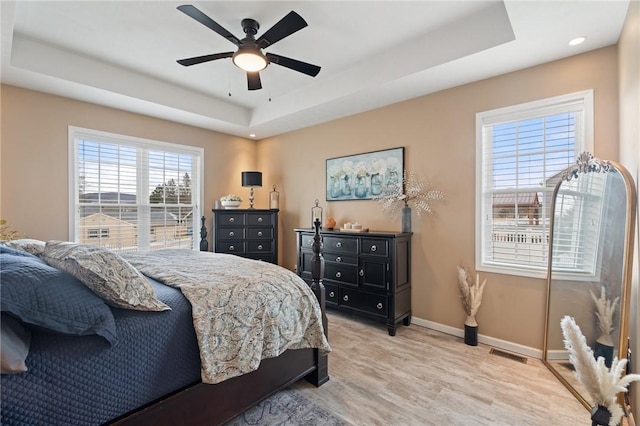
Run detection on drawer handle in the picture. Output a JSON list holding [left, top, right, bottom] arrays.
[[257, 245, 263, 250], [343, 295, 349, 302], [229, 217, 235, 223], [229, 231, 234, 237], [359, 269, 364, 276], [329, 291, 335, 298], [229, 245, 235, 251], [336, 256, 342, 262], [257, 231, 263, 237], [336, 242, 342, 248], [335, 271, 342, 278], [258, 217, 263, 223], [377, 303, 383, 310], [371, 245, 377, 252]]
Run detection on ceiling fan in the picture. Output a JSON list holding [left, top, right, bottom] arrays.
[[176, 5, 321, 91]]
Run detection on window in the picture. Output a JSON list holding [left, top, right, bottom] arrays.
[[476, 91, 593, 278], [69, 127, 203, 253], [87, 229, 110, 239]]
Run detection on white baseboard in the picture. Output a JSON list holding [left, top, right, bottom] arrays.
[[411, 316, 543, 359], [545, 349, 570, 360]]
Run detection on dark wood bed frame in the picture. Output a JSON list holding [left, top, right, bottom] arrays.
[[111, 219, 328, 426]]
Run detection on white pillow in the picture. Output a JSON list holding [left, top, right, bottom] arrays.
[[1, 314, 31, 374], [42, 241, 170, 312], [3, 239, 46, 256]]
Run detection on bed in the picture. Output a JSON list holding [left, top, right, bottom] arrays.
[[0, 222, 329, 425]]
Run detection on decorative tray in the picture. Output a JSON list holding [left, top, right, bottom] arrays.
[[339, 228, 369, 233]]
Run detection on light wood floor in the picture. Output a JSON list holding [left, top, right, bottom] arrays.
[[292, 311, 592, 426]]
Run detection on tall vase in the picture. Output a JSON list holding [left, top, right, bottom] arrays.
[[370, 173, 382, 195], [464, 315, 478, 346], [354, 175, 368, 198], [401, 204, 411, 233], [590, 405, 611, 426], [594, 331, 614, 368], [386, 170, 399, 186], [330, 176, 342, 198], [341, 175, 352, 196]]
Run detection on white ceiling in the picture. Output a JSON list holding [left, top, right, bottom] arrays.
[[1, 1, 630, 139]]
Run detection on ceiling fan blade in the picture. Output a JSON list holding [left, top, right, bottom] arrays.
[[256, 11, 307, 49], [266, 53, 320, 77], [177, 52, 234, 66], [177, 5, 241, 46], [247, 72, 262, 90]]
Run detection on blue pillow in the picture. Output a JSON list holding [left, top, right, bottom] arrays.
[[0, 245, 40, 258], [0, 248, 118, 345]]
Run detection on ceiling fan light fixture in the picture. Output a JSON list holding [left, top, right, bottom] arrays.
[[232, 49, 268, 72], [569, 36, 586, 46], [176, 6, 320, 90]]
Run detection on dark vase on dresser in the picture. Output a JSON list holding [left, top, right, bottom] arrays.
[[295, 228, 412, 336], [213, 209, 278, 264]]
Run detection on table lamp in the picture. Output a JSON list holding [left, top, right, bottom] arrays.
[[241, 171, 262, 209]]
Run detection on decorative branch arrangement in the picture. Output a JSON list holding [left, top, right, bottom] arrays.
[[456, 266, 486, 327], [590, 286, 619, 337], [375, 170, 444, 217], [560, 316, 640, 426], [0, 219, 19, 241]]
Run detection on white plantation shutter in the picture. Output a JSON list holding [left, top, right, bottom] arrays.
[[476, 91, 593, 278], [551, 171, 606, 278], [69, 127, 203, 253]]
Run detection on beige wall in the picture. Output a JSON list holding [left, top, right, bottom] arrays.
[[0, 84, 256, 247], [0, 46, 622, 353], [257, 46, 620, 350], [618, 0, 640, 414]]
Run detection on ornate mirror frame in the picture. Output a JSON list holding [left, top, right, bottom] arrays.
[[542, 152, 637, 410]]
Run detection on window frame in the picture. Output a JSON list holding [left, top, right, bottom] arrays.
[[475, 90, 594, 278], [68, 126, 204, 251]]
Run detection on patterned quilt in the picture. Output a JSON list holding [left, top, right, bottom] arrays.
[[123, 249, 331, 384]]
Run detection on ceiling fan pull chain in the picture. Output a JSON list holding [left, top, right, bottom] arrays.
[[228, 63, 232, 97]]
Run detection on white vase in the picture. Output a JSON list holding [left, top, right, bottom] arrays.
[[221, 200, 241, 209]]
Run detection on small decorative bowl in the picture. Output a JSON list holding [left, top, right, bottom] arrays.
[[221, 200, 241, 209]]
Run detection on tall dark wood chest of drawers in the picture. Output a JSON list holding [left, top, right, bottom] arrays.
[[213, 209, 278, 264], [295, 229, 411, 336]]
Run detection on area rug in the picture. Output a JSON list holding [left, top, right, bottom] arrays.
[[225, 388, 345, 426]]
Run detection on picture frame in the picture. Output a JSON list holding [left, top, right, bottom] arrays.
[[326, 147, 404, 201]]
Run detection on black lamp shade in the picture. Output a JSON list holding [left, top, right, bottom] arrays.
[[242, 171, 262, 187]]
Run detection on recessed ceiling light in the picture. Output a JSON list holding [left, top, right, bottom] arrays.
[[249, 133, 256, 138], [569, 36, 586, 46]]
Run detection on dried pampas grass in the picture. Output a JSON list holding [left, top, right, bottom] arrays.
[[590, 286, 619, 336], [456, 266, 486, 321], [560, 316, 640, 426]]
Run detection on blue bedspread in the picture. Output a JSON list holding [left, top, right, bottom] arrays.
[[0, 280, 201, 425]]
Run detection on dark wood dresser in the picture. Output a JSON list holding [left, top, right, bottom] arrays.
[[295, 228, 411, 335], [213, 209, 278, 264]]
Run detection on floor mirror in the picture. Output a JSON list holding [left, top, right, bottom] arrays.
[[542, 152, 637, 410]]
